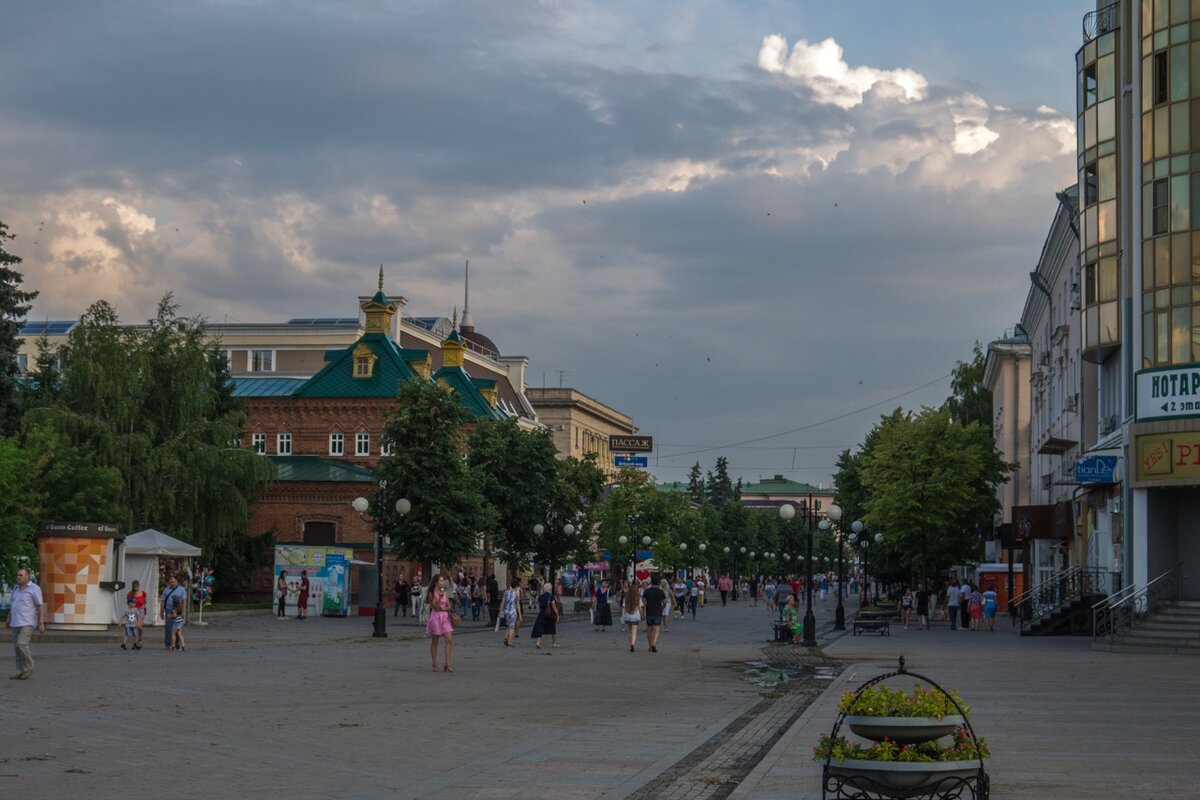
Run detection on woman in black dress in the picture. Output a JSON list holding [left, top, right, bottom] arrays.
[[593, 579, 613, 632], [530, 582, 559, 649]]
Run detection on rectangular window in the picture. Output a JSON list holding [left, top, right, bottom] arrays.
[[355, 432, 370, 457], [1084, 163, 1099, 205], [1154, 51, 1169, 105], [1153, 178, 1170, 234], [277, 433, 292, 456], [329, 433, 344, 456], [1083, 63, 1098, 107], [380, 440, 395, 457], [354, 356, 372, 377], [251, 350, 274, 372], [251, 433, 266, 454]]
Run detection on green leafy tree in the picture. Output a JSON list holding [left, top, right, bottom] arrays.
[[0, 436, 41, 585], [20, 297, 274, 565], [946, 342, 992, 428], [376, 378, 493, 573], [0, 221, 38, 435], [468, 417, 559, 573], [537, 453, 606, 583], [859, 407, 1010, 578]]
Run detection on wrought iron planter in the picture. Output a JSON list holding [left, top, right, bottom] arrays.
[[844, 715, 965, 745], [828, 760, 983, 795], [821, 657, 990, 799]]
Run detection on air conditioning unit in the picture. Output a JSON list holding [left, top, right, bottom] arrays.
[[1038, 350, 1050, 366], [1064, 394, 1078, 412], [1099, 415, 1118, 435], [1041, 473, 1053, 489]]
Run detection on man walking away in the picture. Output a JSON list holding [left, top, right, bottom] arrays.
[[7, 568, 45, 680], [642, 580, 667, 653], [915, 583, 932, 630], [946, 581, 960, 630]]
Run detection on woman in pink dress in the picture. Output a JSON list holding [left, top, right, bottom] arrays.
[[425, 574, 455, 672]]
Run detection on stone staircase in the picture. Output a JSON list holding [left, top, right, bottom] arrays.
[[1094, 600, 1200, 655], [1022, 593, 1106, 636]]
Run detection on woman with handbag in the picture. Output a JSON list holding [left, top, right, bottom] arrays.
[[424, 574, 455, 672], [531, 582, 559, 649]]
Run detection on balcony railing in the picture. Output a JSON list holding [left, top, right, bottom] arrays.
[[1083, 2, 1120, 43]]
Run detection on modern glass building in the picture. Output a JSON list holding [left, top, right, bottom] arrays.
[[1077, 0, 1200, 599]]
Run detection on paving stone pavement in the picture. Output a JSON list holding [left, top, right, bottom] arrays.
[[5, 597, 1196, 799]]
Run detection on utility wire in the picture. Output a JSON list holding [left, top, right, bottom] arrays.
[[656, 372, 951, 461]]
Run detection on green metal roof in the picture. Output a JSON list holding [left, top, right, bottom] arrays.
[[740, 475, 826, 495], [268, 455, 376, 483], [232, 376, 308, 397], [294, 332, 421, 398], [432, 365, 505, 420]]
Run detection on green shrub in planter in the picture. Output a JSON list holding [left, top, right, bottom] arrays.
[[836, 683, 968, 719]]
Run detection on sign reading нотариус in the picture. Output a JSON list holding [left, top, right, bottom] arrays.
[[1136, 365, 1200, 421]]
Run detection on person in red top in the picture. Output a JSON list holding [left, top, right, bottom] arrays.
[[123, 580, 147, 650], [717, 574, 732, 606], [789, 577, 802, 600]]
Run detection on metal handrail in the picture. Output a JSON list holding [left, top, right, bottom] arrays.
[[1092, 580, 1135, 612], [1083, 2, 1120, 43], [1011, 566, 1109, 634], [1092, 563, 1183, 644]]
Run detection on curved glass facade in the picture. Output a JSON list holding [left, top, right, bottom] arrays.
[[1138, 0, 1200, 367], [1077, 26, 1121, 363]]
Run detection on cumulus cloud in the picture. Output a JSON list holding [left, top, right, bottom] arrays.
[[758, 34, 928, 109]]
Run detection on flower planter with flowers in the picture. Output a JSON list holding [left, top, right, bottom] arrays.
[[815, 656, 990, 799]]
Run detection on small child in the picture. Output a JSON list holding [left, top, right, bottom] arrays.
[[121, 610, 140, 650], [171, 608, 187, 651]]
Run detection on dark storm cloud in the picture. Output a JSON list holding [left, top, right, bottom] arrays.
[[0, 1, 1078, 484]]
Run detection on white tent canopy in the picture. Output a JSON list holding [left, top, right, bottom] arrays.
[[124, 528, 201, 557], [115, 529, 202, 625]]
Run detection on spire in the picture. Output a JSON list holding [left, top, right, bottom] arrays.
[[361, 267, 398, 333], [460, 259, 475, 333], [452, 305, 458, 330]]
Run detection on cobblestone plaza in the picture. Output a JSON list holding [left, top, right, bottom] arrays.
[[3, 600, 1195, 799]]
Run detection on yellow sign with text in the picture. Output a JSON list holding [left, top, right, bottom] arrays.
[[1136, 432, 1200, 480]]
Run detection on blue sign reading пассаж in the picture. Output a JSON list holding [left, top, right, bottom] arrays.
[[1075, 455, 1118, 484]]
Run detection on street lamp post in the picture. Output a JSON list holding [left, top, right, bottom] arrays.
[[534, 518, 576, 588], [780, 494, 820, 646], [352, 493, 411, 638]]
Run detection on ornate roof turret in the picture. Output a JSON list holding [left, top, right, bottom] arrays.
[[361, 265, 398, 333]]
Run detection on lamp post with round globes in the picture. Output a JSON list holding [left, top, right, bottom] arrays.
[[533, 518, 577, 588], [352, 493, 411, 638], [779, 498, 818, 646]]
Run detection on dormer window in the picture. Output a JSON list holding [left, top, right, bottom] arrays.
[[352, 343, 377, 379]]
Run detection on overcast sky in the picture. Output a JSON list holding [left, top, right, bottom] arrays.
[[0, 1, 1084, 487]]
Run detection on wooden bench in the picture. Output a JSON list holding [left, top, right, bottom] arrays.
[[852, 617, 891, 636]]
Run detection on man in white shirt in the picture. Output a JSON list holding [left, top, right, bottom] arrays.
[[7, 568, 45, 680], [946, 581, 961, 630]]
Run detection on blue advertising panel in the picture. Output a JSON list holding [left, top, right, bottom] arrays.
[[615, 455, 649, 468], [1075, 455, 1118, 484]]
